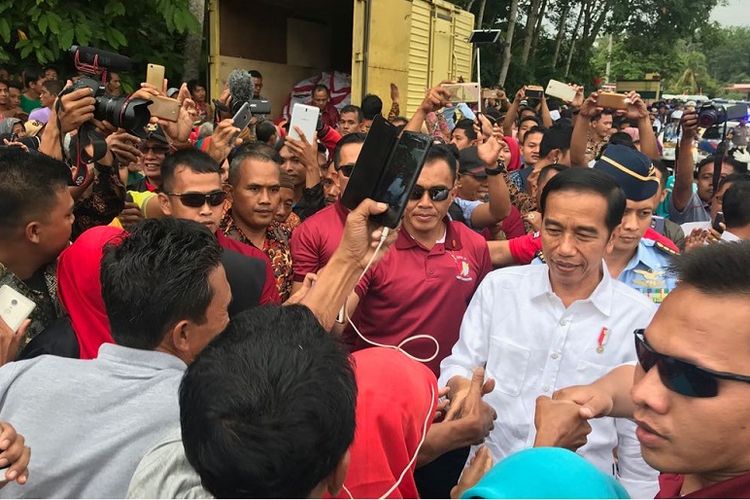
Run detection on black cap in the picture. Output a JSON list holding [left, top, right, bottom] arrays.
[[458, 146, 487, 177], [593, 144, 659, 201]]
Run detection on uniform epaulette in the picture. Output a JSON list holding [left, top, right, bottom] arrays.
[[654, 240, 679, 256]]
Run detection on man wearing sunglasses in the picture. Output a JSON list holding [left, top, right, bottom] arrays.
[[440, 168, 659, 498], [555, 242, 750, 498], [127, 124, 171, 193], [158, 149, 281, 311], [291, 133, 366, 294]]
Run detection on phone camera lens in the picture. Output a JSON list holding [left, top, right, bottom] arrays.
[[10, 299, 17, 306]]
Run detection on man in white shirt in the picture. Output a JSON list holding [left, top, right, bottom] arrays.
[[439, 168, 659, 498], [719, 180, 750, 242]]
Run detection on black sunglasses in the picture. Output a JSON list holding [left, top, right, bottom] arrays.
[[337, 163, 356, 177], [409, 185, 451, 202], [167, 191, 227, 208], [634, 329, 750, 398]]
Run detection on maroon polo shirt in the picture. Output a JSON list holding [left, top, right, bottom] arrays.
[[290, 200, 348, 282], [656, 472, 750, 498], [215, 231, 281, 305], [345, 220, 492, 375]]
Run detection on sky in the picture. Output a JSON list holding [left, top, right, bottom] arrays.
[[710, 0, 750, 27]]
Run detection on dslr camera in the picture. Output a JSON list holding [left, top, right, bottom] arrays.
[[67, 45, 151, 131], [697, 103, 747, 128]]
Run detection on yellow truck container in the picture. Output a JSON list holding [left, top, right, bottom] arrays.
[[207, 0, 474, 118]]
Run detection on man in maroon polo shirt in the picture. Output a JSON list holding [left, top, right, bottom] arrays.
[[290, 133, 365, 293], [554, 242, 750, 498], [158, 149, 280, 306]]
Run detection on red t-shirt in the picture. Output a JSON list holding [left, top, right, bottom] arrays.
[[656, 472, 750, 498], [215, 231, 281, 304], [346, 221, 492, 375], [501, 205, 527, 239], [290, 201, 348, 282]]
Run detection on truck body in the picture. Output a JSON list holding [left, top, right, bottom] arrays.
[[207, 0, 474, 119]]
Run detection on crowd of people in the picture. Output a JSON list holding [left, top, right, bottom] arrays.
[[0, 60, 749, 500]]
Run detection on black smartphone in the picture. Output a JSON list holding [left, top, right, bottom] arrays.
[[369, 131, 433, 228], [712, 211, 725, 233], [247, 99, 271, 115], [341, 115, 400, 211]]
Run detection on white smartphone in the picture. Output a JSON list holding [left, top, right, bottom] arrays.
[[288, 103, 320, 144], [546, 79, 578, 103], [0, 285, 36, 332]]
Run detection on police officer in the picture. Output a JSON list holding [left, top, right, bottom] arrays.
[[594, 144, 677, 304]]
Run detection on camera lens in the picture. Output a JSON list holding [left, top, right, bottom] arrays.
[[10, 299, 17, 306], [96, 96, 152, 132]]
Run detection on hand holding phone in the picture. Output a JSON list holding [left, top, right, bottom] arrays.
[[525, 85, 544, 100], [545, 80, 577, 103], [440, 83, 480, 103], [146, 64, 165, 91], [0, 285, 35, 334], [288, 103, 319, 143], [232, 101, 253, 132], [712, 211, 725, 233], [596, 92, 630, 110]]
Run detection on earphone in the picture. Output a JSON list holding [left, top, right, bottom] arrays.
[[344, 226, 441, 364]]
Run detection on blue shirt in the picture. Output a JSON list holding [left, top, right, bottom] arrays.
[[617, 238, 677, 304]]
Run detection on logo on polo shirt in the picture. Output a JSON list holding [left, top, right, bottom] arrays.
[[451, 254, 473, 282]]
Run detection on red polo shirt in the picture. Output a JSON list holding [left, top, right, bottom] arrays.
[[656, 472, 750, 498], [345, 220, 492, 375], [290, 201, 348, 282], [215, 231, 281, 304]]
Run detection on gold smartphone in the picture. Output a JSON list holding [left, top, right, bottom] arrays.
[[146, 63, 165, 90], [597, 92, 629, 110], [148, 95, 180, 122]]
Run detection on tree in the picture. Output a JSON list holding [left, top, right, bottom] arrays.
[[498, 0, 519, 86], [182, 0, 206, 82], [520, 0, 542, 65], [0, 0, 199, 80]]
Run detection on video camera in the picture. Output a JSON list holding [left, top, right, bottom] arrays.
[[66, 45, 151, 131], [697, 103, 747, 128]]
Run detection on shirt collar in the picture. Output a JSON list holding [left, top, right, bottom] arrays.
[[97, 343, 187, 371], [395, 219, 462, 251], [532, 261, 613, 316], [721, 230, 742, 242], [624, 238, 662, 272]]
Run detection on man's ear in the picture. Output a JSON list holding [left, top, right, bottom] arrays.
[[326, 449, 351, 497], [606, 225, 620, 253], [25, 221, 41, 244], [158, 193, 173, 216]]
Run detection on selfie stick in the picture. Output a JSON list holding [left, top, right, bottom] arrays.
[[468, 30, 502, 115]]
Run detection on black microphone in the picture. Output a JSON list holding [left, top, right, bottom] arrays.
[[70, 45, 132, 73]]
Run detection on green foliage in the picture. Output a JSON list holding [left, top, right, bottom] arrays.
[[0, 0, 199, 79]]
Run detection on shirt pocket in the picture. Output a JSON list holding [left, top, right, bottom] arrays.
[[575, 358, 614, 386], [487, 338, 531, 397]]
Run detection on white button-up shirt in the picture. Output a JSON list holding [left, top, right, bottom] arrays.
[[439, 262, 659, 498]]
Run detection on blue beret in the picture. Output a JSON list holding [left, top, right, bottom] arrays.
[[594, 144, 660, 201]]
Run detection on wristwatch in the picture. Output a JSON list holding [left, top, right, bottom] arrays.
[[485, 162, 506, 176]]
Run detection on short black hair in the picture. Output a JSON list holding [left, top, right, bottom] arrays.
[[42, 79, 63, 96], [0, 150, 70, 238], [255, 120, 277, 144], [453, 118, 477, 141], [333, 132, 366, 170], [7, 79, 22, 91], [652, 159, 669, 190], [538, 164, 568, 187], [717, 172, 750, 192], [424, 143, 458, 179], [186, 79, 205, 95], [23, 68, 41, 88], [591, 109, 614, 122], [361, 94, 383, 120], [161, 149, 222, 193], [522, 125, 545, 144], [670, 240, 750, 295], [541, 167, 626, 234], [539, 123, 572, 158], [696, 155, 744, 177], [340, 104, 363, 122], [607, 132, 636, 149], [722, 181, 750, 229], [180, 305, 356, 498], [313, 84, 330, 96], [249, 70, 263, 79], [100, 218, 222, 350], [228, 142, 281, 186], [519, 115, 541, 128]]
